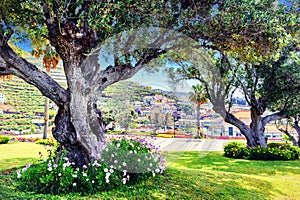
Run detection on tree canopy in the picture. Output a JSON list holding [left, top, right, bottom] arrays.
[[0, 0, 299, 164]]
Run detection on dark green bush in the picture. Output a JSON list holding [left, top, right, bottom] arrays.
[[224, 141, 300, 160], [247, 147, 294, 160], [224, 142, 247, 159], [0, 135, 10, 144]]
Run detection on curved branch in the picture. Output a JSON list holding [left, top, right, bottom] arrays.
[[97, 49, 167, 91], [224, 112, 251, 138], [262, 111, 287, 127], [0, 45, 69, 107]]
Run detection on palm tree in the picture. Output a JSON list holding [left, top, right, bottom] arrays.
[[33, 44, 60, 139], [189, 84, 208, 139]]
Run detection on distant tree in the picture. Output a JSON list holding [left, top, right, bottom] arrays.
[[189, 84, 208, 139], [149, 107, 171, 134], [115, 108, 138, 131]]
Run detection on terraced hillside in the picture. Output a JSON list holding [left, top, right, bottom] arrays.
[[0, 78, 57, 133]]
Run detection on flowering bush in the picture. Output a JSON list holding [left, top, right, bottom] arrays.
[[224, 141, 300, 160], [10, 137, 40, 143], [224, 142, 248, 159], [15, 136, 166, 195], [247, 142, 300, 160]]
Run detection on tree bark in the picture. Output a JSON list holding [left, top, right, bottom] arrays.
[[196, 103, 202, 139], [224, 112, 257, 147], [250, 107, 267, 147], [294, 120, 300, 147]]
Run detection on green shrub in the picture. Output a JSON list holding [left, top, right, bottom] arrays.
[[224, 141, 300, 160], [224, 142, 247, 159], [15, 136, 166, 195], [247, 147, 294, 160], [36, 137, 57, 146], [0, 135, 10, 144]]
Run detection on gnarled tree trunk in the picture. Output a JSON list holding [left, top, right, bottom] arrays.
[[294, 120, 300, 147], [224, 106, 285, 148]]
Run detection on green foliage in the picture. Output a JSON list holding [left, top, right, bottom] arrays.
[[224, 142, 248, 159], [224, 141, 300, 160], [15, 136, 166, 195], [0, 135, 10, 144]]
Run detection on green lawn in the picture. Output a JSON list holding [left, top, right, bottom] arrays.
[[0, 142, 48, 172], [0, 143, 300, 199]]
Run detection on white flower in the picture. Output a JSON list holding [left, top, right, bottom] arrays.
[[83, 173, 87, 177], [73, 183, 77, 186], [106, 172, 111, 177], [86, 178, 89, 181], [111, 154, 115, 158], [155, 168, 160, 173], [109, 169, 114, 173], [53, 164, 58, 168], [72, 174, 77, 178], [63, 157, 68, 161], [129, 150, 133, 154], [137, 159, 141, 162], [149, 163, 153, 167], [122, 178, 127, 184], [17, 173, 21, 179], [48, 167, 52, 172], [106, 179, 110, 183], [117, 143, 120, 148], [122, 162, 127, 166], [104, 168, 108, 173], [114, 160, 118, 164], [58, 173, 62, 177], [92, 180, 95, 184]]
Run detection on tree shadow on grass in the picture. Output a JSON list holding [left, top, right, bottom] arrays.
[[0, 157, 39, 173]]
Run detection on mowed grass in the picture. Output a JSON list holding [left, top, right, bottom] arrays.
[[0, 143, 300, 199], [0, 142, 48, 172]]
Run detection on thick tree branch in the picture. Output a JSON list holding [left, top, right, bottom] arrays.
[[0, 45, 69, 107], [275, 120, 298, 146], [262, 111, 287, 127], [97, 48, 167, 91], [224, 111, 251, 138]]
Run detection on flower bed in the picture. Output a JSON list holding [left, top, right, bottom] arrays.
[[15, 136, 166, 195]]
